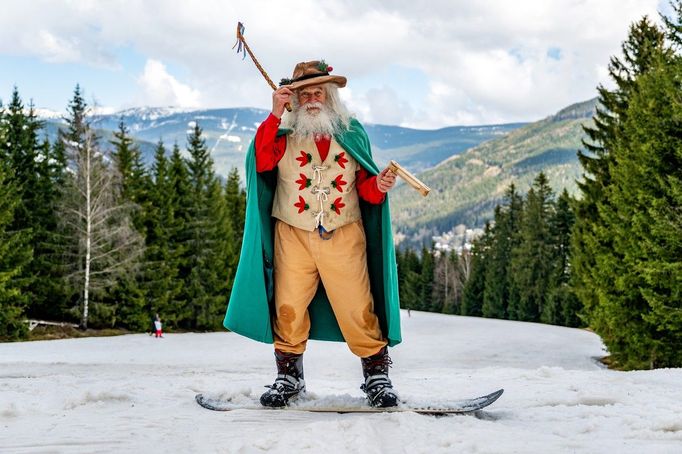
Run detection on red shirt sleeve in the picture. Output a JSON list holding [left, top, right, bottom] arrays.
[[356, 168, 386, 204], [256, 115, 384, 204], [255, 114, 287, 172]]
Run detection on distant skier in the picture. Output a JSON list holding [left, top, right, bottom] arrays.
[[154, 314, 163, 338]]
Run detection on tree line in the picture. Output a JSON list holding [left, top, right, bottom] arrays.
[[0, 85, 245, 339], [397, 174, 579, 328], [397, 4, 682, 370]]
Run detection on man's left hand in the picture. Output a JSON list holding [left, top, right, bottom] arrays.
[[376, 167, 397, 193]]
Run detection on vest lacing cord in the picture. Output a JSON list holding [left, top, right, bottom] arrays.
[[311, 186, 331, 234], [311, 186, 330, 201], [312, 165, 328, 184], [314, 211, 325, 229], [311, 186, 330, 217]]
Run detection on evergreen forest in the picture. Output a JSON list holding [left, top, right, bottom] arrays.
[[1, 4, 681, 370]]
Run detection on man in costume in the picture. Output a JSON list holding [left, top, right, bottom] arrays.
[[224, 60, 402, 408]]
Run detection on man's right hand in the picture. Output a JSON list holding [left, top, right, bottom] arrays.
[[272, 87, 294, 118]]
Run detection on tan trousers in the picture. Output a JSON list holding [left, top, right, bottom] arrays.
[[273, 220, 387, 357]]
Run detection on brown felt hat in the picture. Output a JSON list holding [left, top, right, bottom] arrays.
[[279, 60, 347, 91]]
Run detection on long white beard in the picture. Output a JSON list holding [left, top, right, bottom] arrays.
[[289, 102, 341, 140]]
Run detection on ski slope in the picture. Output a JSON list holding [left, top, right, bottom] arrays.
[[1, 311, 681, 453]]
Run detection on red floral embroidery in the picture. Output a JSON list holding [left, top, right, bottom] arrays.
[[330, 197, 345, 215], [296, 150, 312, 167], [334, 152, 348, 169], [296, 173, 312, 190], [294, 195, 310, 214], [331, 174, 347, 192]]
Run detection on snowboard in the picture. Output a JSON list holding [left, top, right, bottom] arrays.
[[195, 388, 503, 415]]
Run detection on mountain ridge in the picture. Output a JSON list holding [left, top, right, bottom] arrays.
[[390, 97, 597, 245], [36, 98, 597, 242], [38, 106, 527, 177]]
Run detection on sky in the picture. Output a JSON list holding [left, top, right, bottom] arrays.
[[0, 0, 677, 129]]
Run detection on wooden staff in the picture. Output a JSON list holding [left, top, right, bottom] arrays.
[[233, 22, 292, 112], [388, 160, 431, 197]]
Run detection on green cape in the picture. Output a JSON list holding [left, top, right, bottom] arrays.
[[223, 118, 401, 347]]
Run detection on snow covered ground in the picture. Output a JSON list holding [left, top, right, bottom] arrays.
[[1, 311, 681, 453]]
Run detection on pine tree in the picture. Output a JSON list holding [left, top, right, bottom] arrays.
[[27, 136, 70, 321], [199, 178, 234, 328], [224, 167, 246, 292], [431, 250, 445, 313], [461, 222, 492, 317], [597, 47, 682, 368], [418, 245, 435, 312], [166, 143, 193, 326], [571, 17, 676, 368], [395, 248, 406, 306], [396, 248, 420, 311], [142, 140, 182, 330], [0, 164, 31, 339], [402, 270, 422, 313], [181, 122, 230, 329], [482, 206, 507, 319], [110, 120, 148, 213], [572, 18, 667, 349], [224, 167, 246, 245], [508, 173, 555, 322], [0, 89, 70, 325], [183, 122, 213, 328], [0, 89, 44, 319], [662, 0, 682, 48], [544, 190, 581, 326], [108, 120, 149, 329], [0, 88, 43, 232], [482, 184, 523, 319]]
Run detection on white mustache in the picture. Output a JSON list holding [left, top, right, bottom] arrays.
[[305, 102, 323, 112]]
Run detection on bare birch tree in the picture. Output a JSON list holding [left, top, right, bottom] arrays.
[[433, 250, 461, 314], [59, 125, 143, 328], [458, 249, 473, 288]]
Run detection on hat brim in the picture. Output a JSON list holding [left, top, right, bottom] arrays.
[[286, 75, 347, 91]]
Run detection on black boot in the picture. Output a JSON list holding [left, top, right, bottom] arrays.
[[260, 350, 305, 407], [360, 346, 399, 408]]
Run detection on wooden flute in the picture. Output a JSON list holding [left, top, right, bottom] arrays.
[[387, 160, 431, 197]]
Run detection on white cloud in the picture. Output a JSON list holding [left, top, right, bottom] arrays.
[[343, 85, 414, 126], [35, 30, 82, 63], [137, 59, 201, 108], [0, 0, 665, 127]]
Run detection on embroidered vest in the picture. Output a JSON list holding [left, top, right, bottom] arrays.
[[272, 135, 361, 231]]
